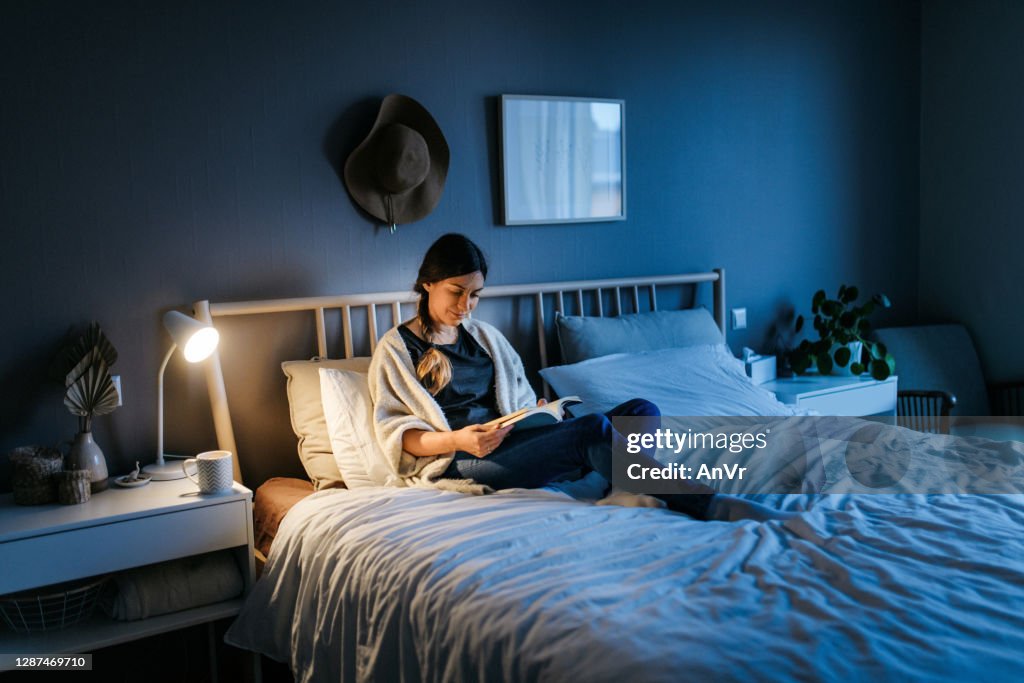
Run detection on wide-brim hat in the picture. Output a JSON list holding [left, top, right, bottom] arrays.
[[344, 94, 449, 227]]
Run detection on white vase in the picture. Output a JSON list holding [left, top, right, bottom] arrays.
[[66, 431, 109, 493], [829, 341, 864, 376]]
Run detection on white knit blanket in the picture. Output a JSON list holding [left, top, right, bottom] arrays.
[[367, 318, 536, 493]]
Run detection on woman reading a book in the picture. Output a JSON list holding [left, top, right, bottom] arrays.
[[368, 233, 792, 522]]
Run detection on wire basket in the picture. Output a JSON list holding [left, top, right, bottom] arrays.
[[0, 575, 107, 633]]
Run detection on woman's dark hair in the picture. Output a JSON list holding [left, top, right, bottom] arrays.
[[413, 233, 488, 394], [415, 233, 488, 287]]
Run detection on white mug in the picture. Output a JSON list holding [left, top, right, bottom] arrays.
[[182, 450, 234, 494]]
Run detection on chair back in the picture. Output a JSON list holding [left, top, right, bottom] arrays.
[[897, 390, 955, 433], [874, 324, 990, 416]]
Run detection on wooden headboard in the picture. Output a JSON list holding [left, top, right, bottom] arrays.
[[192, 269, 724, 484]]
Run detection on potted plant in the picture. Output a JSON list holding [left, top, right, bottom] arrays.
[[51, 322, 120, 492], [786, 285, 895, 381], [763, 304, 801, 377]]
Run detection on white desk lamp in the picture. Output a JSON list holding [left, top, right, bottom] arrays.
[[144, 310, 220, 480]]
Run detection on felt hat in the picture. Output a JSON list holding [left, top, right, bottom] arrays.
[[344, 94, 449, 229]]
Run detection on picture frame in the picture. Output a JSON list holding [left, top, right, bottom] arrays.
[[500, 94, 626, 225]]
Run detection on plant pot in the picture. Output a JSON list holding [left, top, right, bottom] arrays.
[[828, 341, 863, 377], [66, 431, 109, 493]]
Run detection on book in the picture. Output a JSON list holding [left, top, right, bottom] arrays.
[[484, 396, 583, 430]]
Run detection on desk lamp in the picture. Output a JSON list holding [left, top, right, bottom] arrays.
[[143, 310, 220, 480]]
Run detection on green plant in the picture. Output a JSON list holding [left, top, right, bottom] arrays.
[[787, 285, 895, 380], [51, 322, 120, 433]]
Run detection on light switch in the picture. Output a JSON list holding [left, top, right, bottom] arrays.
[[731, 308, 747, 330]]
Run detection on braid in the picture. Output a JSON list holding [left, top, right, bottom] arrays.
[[415, 292, 453, 395]]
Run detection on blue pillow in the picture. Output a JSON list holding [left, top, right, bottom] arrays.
[[555, 308, 723, 364]]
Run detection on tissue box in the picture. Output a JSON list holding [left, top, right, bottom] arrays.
[[745, 356, 777, 384]]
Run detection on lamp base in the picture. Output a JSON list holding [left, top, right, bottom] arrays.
[[143, 459, 188, 481]]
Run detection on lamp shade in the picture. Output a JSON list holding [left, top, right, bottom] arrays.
[[162, 310, 219, 362]]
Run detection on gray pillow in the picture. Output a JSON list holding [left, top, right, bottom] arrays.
[[555, 308, 723, 364]]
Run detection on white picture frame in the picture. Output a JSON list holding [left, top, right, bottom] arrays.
[[500, 95, 626, 225]]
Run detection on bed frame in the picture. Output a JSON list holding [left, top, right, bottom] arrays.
[[192, 269, 725, 482]]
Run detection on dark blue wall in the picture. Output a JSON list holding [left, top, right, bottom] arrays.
[[0, 0, 921, 487], [920, 0, 1024, 384]]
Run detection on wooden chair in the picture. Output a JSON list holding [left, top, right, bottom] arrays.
[[874, 325, 990, 416], [876, 324, 1024, 436], [897, 389, 956, 434]]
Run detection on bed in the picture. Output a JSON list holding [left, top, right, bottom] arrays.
[[186, 270, 1023, 682]]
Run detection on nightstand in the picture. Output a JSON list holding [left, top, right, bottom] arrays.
[[0, 477, 253, 667], [762, 375, 898, 416]]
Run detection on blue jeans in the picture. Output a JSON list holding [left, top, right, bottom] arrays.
[[444, 399, 714, 518]]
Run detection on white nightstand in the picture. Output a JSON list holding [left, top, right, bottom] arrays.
[[762, 375, 898, 416], [0, 477, 253, 665]]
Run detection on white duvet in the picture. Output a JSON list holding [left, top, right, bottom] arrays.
[[226, 482, 1024, 682], [226, 347, 1024, 681]]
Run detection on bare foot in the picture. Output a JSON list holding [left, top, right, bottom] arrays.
[[597, 487, 667, 509]]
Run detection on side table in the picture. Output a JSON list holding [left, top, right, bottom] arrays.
[[0, 477, 254, 671]]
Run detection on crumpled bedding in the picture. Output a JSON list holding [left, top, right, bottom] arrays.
[[225, 478, 1024, 682], [644, 415, 1024, 496]]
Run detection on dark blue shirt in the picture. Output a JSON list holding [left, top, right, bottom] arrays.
[[398, 324, 501, 430]]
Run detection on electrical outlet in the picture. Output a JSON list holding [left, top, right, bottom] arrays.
[[731, 308, 747, 330], [111, 375, 123, 407]]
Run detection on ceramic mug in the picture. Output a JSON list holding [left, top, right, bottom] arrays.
[[182, 450, 234, 494]]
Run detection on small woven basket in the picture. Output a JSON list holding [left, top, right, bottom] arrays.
[[8, 446, 63, 505], [0, 575, 107, 633]]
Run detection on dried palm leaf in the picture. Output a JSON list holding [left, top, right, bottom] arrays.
[[50, 322, 118, 382], [64, 353, 119, 418], [65, 346, 98, 389]]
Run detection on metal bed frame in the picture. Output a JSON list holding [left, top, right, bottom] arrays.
[[191, 269, 725, 481]]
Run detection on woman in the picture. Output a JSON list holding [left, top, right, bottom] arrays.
[[368, 233, 793, 522]]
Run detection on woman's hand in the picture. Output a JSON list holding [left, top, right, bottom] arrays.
[[454, 424, 513, 458]]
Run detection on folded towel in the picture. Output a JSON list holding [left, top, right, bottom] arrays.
[[101, 551, 243, 621]]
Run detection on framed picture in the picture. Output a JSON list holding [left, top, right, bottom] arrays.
[[500, 95, 626, 225]]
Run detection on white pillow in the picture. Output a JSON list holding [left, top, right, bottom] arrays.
[[319, 368, 388, 488], [540, 345, 805, 417]]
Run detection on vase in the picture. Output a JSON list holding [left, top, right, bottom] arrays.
[[829, 341, 864, 377], [66, 431, 109, 493]]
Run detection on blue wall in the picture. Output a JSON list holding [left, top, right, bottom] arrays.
[[0, 0, 921, 486], [920, 0, 1024, 384]]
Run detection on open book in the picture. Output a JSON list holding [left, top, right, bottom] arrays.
[[484, 396, 582, 430]]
